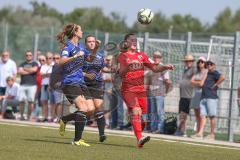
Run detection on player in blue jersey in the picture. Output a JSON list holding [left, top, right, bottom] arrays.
[[56, 23, 98, 147], [83, 35, 114, 142]]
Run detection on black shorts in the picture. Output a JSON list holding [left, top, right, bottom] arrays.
[[86, 81, 104, 99], [179, 98, 191, 114], [62, 84, 91, 104]]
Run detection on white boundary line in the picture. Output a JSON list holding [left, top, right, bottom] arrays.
[[1, 121, 240, 151]]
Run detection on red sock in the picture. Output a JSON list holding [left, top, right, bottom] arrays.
[[132, 114, 142, 141]]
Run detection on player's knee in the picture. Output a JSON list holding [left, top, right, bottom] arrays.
[[94, 111, 104, 120], [132, 108, 142, 115], [75, 111, 87, 122]]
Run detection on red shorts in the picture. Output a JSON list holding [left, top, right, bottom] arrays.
[[122, 91, 148, 114]]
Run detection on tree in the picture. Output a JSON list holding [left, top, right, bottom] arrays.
[[208, 7, 234, 32]]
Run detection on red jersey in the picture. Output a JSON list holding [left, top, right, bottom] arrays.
[[117, 51, 154, 92]]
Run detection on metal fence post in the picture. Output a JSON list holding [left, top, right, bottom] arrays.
[[185, 32, 192, 55], [4, 23, 8, 50], [143, 32, 149, 53], [33, 33, 39, 61], [227, 31, 240, 142], [104, 32, 109, 45], [50, 26, 54, 51]]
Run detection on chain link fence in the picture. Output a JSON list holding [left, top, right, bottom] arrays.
[[1, 24, 240, 141]]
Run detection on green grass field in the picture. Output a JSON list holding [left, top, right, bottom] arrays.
[[0, 123, 240, 160]]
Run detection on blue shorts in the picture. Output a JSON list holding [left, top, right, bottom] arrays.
[[200, 98, 218, 117]]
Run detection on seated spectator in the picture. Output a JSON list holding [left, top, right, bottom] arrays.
[[0, 76, 20, 119]]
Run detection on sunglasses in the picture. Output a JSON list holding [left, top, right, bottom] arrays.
[[207, 62, 214, 66], [38, 59, 45, 62], [197, 60, 205, 64], [53, 57, 60, 60]]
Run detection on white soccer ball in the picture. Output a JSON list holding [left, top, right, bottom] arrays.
[[137, 8, 154, 25]]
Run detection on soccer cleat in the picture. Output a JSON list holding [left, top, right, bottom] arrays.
[[137, 136, 151, 148], [72, 139, 90, 147], [99, 135, 107, 142], [59, 119, 66, 136]]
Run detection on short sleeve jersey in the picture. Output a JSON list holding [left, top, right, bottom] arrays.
[[117, 51, 154, 92], [60, 41, 89, 86], [202, 70, 221, 99], [83, 49, 105, 82], [19, 61, 38, 85]]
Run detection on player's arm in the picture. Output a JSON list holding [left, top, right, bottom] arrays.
[[59, 49, 84, 65], [142, 53, 173, 72]]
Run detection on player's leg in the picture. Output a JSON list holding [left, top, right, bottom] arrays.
[[138, 96, 148, 131], [88, 83, 106, 142], [123, 92, 150, 147]]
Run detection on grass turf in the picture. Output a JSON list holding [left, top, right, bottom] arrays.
[[0, 123, 240, 160]]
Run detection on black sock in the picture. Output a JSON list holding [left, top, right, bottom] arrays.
[[95, 111, 105, 136], [74, 111, 87, 141], [61, 113, 76, 123]]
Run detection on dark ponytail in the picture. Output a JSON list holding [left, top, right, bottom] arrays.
[[56, 23, 79, 50]]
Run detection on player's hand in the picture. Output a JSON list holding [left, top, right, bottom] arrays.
[[166, 64, 174, 70], [73, 51, 84, 58], [94, 40, 101, 51], [85, 72, 96, 80]]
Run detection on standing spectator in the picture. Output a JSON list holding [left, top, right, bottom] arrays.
[[190, 56, 208, 133], [175, 54, 195, 137], [0, 51, 17, 111], [192, 59, 225, 140], [18, 51, 38, 120], [33, 54, 46, 120], [146, 51, 171, 133], [50, 53, 63, 122], [40, 52, 54, 122], [0, 76, 20, 119], [102, 55, 114, 128]]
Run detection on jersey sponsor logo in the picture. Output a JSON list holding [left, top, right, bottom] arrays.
[[138, 55, 143, 59], [62, 50, 68, 56]]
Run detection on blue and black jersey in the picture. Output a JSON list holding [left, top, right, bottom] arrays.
[[83, 49, 106, 82], [61, 41, 89, 86]]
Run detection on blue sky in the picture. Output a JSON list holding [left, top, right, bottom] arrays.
[[1, 0, 240, 26]]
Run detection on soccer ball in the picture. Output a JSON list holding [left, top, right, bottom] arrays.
[[137, 8, 154, 25]]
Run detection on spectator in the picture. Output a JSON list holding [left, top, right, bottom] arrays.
[[102, 55, 114, 128], [50, 53, 63, 122], [33, 54, 46, 120], [0, 51, 17, 111], [146, 51, 171, 133], [40, 52, 54, 122], [0, 76, 20, 119], [18, 51, 38, 120], [175, 54, 195, 137], [192, 59, 225, 140], [190, 56, 208, 133]]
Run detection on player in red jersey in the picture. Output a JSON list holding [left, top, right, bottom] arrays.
[[117, 33, 173, 148]]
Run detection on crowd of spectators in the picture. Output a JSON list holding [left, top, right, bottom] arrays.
[[0, 50, 226, 140]]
